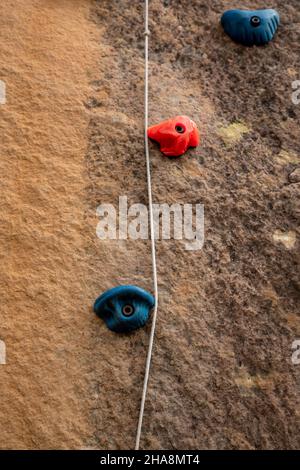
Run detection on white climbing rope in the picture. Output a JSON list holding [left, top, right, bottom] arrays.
[[135, 0, 159, 451]]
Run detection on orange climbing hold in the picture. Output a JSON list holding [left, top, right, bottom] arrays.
[[147, 115, 200, 157]]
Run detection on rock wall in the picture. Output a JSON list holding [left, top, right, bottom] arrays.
[[0, 0, 299, 450]]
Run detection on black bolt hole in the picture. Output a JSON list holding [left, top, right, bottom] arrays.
[[122, 304, 134, 317], [250, 16, 261, 27], [175, 124, 185, 134]]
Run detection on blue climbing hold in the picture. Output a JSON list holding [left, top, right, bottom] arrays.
[[221, 9, 280, 46], [94, 285, 155, 333]]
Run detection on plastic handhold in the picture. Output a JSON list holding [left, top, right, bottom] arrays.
[[221, 9, 280, 46], [147, 115, 200, 157], [94, 285, 155, 333]]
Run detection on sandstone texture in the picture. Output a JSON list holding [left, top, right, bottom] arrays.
[[0, 0, 299, 450]]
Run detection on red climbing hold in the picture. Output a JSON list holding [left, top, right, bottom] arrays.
[[147, 115, 200, 157]]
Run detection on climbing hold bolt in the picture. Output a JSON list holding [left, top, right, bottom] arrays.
[[147, 115, 200, 157], [221, 9, 280, 46], [94, 285, 155, 333]]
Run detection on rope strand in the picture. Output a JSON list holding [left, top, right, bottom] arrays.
[[135, 0, 159, 451]]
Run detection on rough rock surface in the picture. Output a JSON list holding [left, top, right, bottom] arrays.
[[0, 0, 299, 450]]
